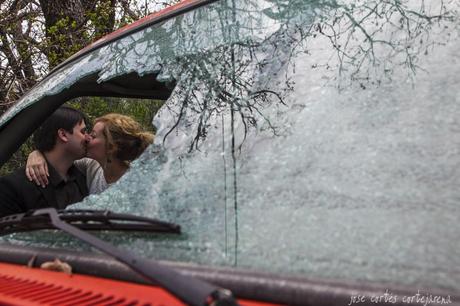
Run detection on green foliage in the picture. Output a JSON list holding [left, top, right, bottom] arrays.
[[68, 97, 164, 133], [46, 16, 87, 67], [88, 0, 117, 40]]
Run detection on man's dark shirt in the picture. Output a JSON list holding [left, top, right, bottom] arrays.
[[0, 162, 88, 217], [48, 163, 88, 210]]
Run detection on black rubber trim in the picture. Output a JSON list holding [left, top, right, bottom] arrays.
[[0, 244, 458, 305]]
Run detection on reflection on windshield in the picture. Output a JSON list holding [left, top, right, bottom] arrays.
[[4, 0, 460, 291]]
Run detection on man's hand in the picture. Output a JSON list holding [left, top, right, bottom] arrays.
[[25, 150, 49, 188]]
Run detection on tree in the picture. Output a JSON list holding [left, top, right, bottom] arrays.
[[0, 0, 178, 113], [0, 1, 40, 110]]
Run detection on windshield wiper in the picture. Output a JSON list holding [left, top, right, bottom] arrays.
[[0, 208, 238, 306], [0, 209, 181, 235]]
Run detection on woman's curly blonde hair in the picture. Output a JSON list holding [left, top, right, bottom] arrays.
[[95, 113, 154, 164]]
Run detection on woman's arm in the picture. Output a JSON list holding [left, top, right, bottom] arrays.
[[25, 150, 49, 187]]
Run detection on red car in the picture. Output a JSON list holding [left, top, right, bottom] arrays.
[[0, 0, 459, 305]]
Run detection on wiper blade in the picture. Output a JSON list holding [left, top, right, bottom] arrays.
[[0, 209, 180, 235], [0, 208, 238, 306]]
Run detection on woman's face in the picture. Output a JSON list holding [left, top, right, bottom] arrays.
[[87, 121, 107, 163]]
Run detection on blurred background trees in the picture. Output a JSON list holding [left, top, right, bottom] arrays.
[[0, 0, 178, 174]]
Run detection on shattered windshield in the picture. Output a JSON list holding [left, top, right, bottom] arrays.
[[3, 0, 460, 291]]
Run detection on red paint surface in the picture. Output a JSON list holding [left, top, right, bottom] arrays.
[[0, 262, 281, 306]]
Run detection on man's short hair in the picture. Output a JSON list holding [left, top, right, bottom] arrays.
[[33, 106, 88, 152]]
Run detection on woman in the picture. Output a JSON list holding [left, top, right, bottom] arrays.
[[26, 113, 154, 194]]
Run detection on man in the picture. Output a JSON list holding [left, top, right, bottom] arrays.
[[0, 106, 90, 217]]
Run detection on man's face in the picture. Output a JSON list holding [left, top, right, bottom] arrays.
[[65, 121, 89, 159]]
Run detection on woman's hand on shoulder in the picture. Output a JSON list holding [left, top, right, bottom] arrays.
[[25, 150, 49, 188]]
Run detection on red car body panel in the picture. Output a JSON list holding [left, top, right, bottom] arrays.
[[0, 262, 279, 306]]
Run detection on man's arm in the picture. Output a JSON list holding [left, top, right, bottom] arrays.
[[0, 174, 26, 218]]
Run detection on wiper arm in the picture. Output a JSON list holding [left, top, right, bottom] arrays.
[[0, 209, 180, 235], [0, 208, 238, 306]]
